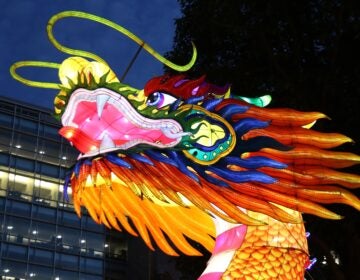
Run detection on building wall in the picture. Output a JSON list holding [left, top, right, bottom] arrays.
[[0, 97, 144, 280]]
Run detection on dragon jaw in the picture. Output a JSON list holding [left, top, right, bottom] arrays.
[[59, 88, 189, 158]]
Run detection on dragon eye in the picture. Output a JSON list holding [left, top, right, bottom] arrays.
[[146, 92, 177, 108]]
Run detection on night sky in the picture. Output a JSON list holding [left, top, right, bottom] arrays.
[[0, 0, 180, 109]]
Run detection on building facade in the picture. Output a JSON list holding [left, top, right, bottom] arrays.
[[0, 97, 150, 280]]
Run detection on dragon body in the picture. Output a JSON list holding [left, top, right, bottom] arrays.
[[11, 11, 360, 280]]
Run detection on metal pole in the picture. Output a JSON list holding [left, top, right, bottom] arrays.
[[120, 43, 144, 82]]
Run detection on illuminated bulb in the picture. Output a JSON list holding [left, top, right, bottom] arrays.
[[65, 131, 73, 138], [39, 150, 45, 154], [32, 230, 38, 235], [3, 269, 10, 273], [7, 226, 13, 230], [104, 244, 109, 248], [61, 156, 67, 160], [29, 273, 36, 277], [80, 239, 86, 244], [56, 235, 62, 239], [15, 144, 22, 148]]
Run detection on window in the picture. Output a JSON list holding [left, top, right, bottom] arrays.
[[40, 162, 60, 178], [28, 264, 53, 280], [2, 243, 28, 261], [80, 257, 103, 274], [57, 210, 81, 228], [82, 215, 104, 233], [55, 252, 79, 270], [4, 215, 30, 242], [17, 118, 38, 134], [0, 153, 10, 168], [40, 124, 60, 140], [12, 134, 38, 160], [15, 157, 35, 173], [32, 204, 56, 222], [7, 173, 33, 198], [33, 179, 59, 206], [0, 197, 5, 211], [0, 260, 27, 279], [54, 268, 80, 279], [16, 133, 38, 153], [86, 232, 106, 254], [6, 200, 31, 217], [57, 226, 80, 253], [29, 248, 54, 265], [0, 128, 12, 148], [80, 273, 103, 280], [30, 221, 56, 248], [0, 112, 13, 128], [38, 138, 62, 165]]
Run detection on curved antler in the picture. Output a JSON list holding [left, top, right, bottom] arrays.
[[10, 11, 197, 90], [10, 61, 61, 89], [47, 11, 197, 72]]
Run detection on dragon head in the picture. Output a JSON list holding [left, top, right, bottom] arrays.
[[56, 57, 238, 164]]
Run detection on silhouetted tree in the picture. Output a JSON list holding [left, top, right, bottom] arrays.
[[166, 1, 360, 279]]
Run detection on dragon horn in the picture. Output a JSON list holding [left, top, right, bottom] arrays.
[[47, 11, 197, 72]]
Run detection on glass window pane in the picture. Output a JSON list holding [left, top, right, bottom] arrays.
[[58, 210, 81, 228], [15, 157, 35, 173], [2, 243, 28, 260], [32, 204, 56, 222], [55, 268, 79, 279], [83, 215, 104, 233], [0, 112, 13, 128], [33, 179, 59, 207], [41, 124, 60, 140], [6, 199, 31, 217], [80, 273, 103, 280], [28, 264, 53, 280], [19, 134, 38, 153], [39, 138, 62, 165], [0, 128, 12, 149], [30, 221, 56, 248], [1, 260, 27, 279], [4, 215, 30, 243], [7, 173, 33, 200], [57, 226, 80, 253], [18, 118, 38, 134], [0, 153, 10, 169], [40, 162, 60, 178], [86, 232, 105, 254], [29, 248, 54, 265], [12, 132, 37, 160], [55, 252, 79, 270], [80, 257, 103, 274], [0, 197, 5, 211]]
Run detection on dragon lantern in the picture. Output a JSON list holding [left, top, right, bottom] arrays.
[[11, 11, 360, 280]]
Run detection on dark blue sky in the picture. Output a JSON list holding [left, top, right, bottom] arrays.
[[0, 0, 181, 109]]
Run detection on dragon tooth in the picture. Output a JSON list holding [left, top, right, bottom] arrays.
[[100, 133, 116, 151], [96, 94, 110, 118], [160, 127, 191, 139]]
